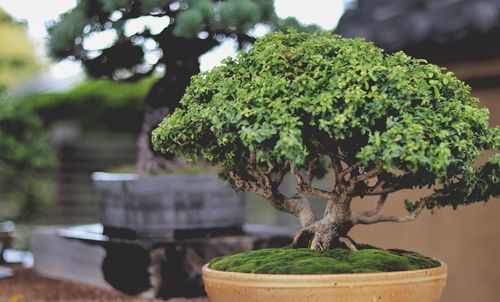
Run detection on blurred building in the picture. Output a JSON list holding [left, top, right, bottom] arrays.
[[337, 0, 500, 91], [336, 2, 500, 302]]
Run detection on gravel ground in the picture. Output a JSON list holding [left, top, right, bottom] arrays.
[[0, 266, 208, 302]]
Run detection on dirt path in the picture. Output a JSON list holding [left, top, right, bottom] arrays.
[[0, 266, 208, 302]]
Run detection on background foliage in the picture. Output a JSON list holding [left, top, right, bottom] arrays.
[[0, 8, 41, 86], [0, 9, 51, 221], [0, 87, 53, 221], [22, 78, 154, 133]]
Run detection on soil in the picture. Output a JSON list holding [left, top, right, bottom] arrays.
[[0, 266, 208, 302]]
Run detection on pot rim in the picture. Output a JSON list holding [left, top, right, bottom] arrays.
[[202, 261, 447, 287]]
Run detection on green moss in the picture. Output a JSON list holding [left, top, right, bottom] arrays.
[[209, 246, 440, 274]]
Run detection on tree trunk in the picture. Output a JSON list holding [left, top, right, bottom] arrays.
[[310, 201, 353, 250], [136, 60, 199, 174], [293, 192, 354, 251], [136, 78, 187, 174], [135, 34, 219, 175]]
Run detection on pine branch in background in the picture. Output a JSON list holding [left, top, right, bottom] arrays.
[[47, 0, 319, 174]]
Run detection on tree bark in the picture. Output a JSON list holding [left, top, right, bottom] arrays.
[[288, 195, 316, 228], [293, 192, 354, 251], [310, 195, 353, 250]]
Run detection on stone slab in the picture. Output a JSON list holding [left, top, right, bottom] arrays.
[[31, 226, 112, 290], [32, 224, 293, 299]]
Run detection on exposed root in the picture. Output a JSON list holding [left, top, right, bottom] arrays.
[[310, 223, 336, 251], [292, 224, 317, 248], [339, 237, 358, 251], [311, 238, 330, 251], [293, 222, 358, 252]]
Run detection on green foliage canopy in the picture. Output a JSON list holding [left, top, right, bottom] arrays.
[[153, 31, 499, 210]]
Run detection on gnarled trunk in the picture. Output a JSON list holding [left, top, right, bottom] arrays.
[[293, 192, 354, 251]]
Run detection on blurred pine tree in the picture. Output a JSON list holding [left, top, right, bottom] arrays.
[[47, 0, 318, 173]]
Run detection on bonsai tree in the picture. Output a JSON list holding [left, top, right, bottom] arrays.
[[48, 0, 316, 174], [152, 31, 499, 251]]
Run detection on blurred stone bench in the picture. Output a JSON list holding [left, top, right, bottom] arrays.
[[32, 224, 293, 299]]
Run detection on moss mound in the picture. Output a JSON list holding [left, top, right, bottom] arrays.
[[209, 246, 440, 274]]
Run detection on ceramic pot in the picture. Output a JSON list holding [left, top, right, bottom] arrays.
[[202, 261, 447, 302]]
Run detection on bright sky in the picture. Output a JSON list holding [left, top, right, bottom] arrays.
[[0, 0, 345, 77]]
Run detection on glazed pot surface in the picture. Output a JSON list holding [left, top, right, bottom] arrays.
[[202, 262, 447, 302]]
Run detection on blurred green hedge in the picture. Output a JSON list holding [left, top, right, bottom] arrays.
[[1, 78, 153, 221], [0, 87, 53, 221], [22, 77, 154, 133]]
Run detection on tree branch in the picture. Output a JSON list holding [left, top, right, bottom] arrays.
[[331, 159, 341, 177], [364, 185, 400, 195], [370, 193, 388, 215], [352, 212, 418, 225], [244, 151, 280, 192], [291, 167, 333, 200], [305, 157, 318, 184], [351, 191, 448, 225], [273, 160, 290, 187], [339, 237, 358, 251], [338, 161, 362, 182], [229, 170, 316, 227], [328, 148, 342, 182], [350, 163, 382, 184], [361, 177, 413, 196], [229, 171, 271, 200], [353, 193, 388, 218]]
